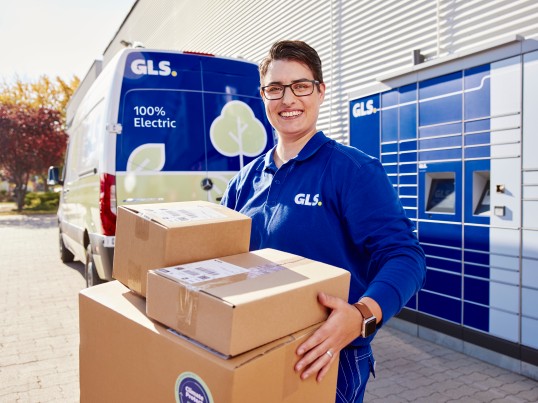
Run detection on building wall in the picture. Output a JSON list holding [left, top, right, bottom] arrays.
[[95, 0, 538, 144]]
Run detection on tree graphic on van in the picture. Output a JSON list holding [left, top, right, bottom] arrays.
[[210, 100, 267, 168], [127, 143, 166, 171]]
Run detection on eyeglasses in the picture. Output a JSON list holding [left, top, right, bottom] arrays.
[[261, 79, 320, 100]]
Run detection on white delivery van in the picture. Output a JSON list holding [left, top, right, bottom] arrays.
[[48, 48, 274, 286]]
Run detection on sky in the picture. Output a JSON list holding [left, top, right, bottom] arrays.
[[0, 0, 136, 83]]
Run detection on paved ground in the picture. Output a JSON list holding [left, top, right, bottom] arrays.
[[0, 214, 537, 402]]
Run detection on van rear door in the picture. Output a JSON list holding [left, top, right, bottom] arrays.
[[115, 50, 273, 205]]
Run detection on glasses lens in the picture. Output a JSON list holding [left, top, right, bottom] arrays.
[[291, 81, 314, 96], [264, 85, 284, 99]]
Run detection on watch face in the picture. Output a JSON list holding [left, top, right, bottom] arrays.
[[363, 317, 377, 337]]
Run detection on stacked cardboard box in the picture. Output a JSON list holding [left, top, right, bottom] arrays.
[[80, 281, 341, 402], [146, 248, 351, 357], [113, 201, 252, 296], [79, 201, 351, 402]]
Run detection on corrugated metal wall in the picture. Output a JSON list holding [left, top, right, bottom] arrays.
[[95, 0, 538, 144]]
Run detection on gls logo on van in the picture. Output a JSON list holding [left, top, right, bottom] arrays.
[[131, 59, 177, 77], [352, 99, 377, 118], [294, 193, 322, 206]]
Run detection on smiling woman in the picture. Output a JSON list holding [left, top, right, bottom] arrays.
[[221, 40, 426, 403]]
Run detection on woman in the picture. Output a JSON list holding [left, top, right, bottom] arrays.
[[221, 40, 426, 403]]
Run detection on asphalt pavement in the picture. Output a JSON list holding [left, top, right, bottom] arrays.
[[0, 214, 537, 402]]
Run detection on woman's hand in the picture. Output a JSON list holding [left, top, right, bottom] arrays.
[[294, 292, 363, 382]]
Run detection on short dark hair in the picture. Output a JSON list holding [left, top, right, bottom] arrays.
[[259, 40, 323, 84]]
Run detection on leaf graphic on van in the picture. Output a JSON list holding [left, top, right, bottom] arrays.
[[210, 101, 267, 168], [127, 143, 166, 172]]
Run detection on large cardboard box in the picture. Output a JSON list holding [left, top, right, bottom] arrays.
[[146, 248, 351, 357], [80, 281, 340, 403], [113, 201, 251, 297]]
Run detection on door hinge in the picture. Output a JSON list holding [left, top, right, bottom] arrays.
[[106, 123, 123, 134]]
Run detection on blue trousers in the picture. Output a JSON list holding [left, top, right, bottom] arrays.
[[336, 345, 376, 403]]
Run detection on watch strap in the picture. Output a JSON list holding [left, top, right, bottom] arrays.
[[353, 302, 374, 321]]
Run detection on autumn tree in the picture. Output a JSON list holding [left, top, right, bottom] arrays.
[[0, 104, 66, 211], [0, 75, 79, 205]]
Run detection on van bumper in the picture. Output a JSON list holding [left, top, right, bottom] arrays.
[[89, 234, 115, 281]]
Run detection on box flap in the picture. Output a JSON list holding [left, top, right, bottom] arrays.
[[120, 201, 249, 229]]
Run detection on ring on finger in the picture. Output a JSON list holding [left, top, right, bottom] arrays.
[[326, 349, 333, 358]]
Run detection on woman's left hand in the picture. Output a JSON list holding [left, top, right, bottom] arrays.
[[294, 292, 363, 382]]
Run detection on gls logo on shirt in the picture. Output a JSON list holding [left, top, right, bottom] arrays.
[[130, 59, 176, 76], [294, 193, 322, 206]]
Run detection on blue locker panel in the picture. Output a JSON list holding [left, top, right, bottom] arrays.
[[405, 295, 417, 309], [400, 164, 417, 174], [382, 108, 398, 142], [419, 148, 462, 161], [400, 140, 418, 151], [399, 175, 417, 185], [419, 136, 462, 149], [419, 291, 462, 324], [465, 262, 490, 279], [382, 143, 398, 153], [464, 276, 489, 305], [400, 104, 417, 140], [426, 256, 462, 273], [400, 151, 417, 163], [464, 64, 491, 120], [464, 225, 489, 251], [419, 73, 463, 127], [418, 221, 462, 248], [419, 122, 461, 138], [382, 88, 399, 107], [464, 302, 489, 332], [381, 153, 398, 164], [424, 269, 462, 298], [465, 132, 490, 146], [400, 83, 417, 103], [422, 243, 462, 260], [464, 250, 489, 265], [464, 146, 490, 159], [399, 186, 417, 196]]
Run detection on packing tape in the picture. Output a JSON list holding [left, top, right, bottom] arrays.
[[127, 261, 142, 293], [176, 285, 199, 333], [134, 217, 149, 241]]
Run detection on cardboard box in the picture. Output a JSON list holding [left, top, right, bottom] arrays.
[[113, 201, 251, 297], [80, 281, 340, 403], [146, 248, 351, 357]]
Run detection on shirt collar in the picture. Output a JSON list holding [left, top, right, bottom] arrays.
[[295, 131, 331, 162], [260, 131, 330, 172]]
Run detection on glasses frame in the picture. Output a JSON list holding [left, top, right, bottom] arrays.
[[261, 79, 320, 100]]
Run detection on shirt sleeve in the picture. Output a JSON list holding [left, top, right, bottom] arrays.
[[220, 173, 238, 209], [343, 158, 426, 325]]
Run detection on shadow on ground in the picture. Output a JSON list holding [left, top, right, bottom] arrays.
[[0, 214, 56, 228]]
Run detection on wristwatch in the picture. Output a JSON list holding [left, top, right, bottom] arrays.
[[353, 302, 377, 338]]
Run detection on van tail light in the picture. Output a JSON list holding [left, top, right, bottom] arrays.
[[100, 173, 117, 236]]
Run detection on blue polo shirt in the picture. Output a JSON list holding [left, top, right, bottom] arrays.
[[221, 131, 426, 345]]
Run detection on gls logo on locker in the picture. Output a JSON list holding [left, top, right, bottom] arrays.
[[352, 99, 377, 117], [294, 193, 322, 206], [131, 59, 177, 76]]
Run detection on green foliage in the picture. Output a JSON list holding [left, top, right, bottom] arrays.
[[24, 191, 59, 211], [0, 189, 13, 202]]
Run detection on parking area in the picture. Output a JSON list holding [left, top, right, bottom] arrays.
[[0, 214, 536, 402]]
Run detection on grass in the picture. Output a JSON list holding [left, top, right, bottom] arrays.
[[0, 202, 57, 215]]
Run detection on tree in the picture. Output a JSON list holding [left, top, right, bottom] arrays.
[[0, 75, 79, 205], [0, 103, 66, 211]]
